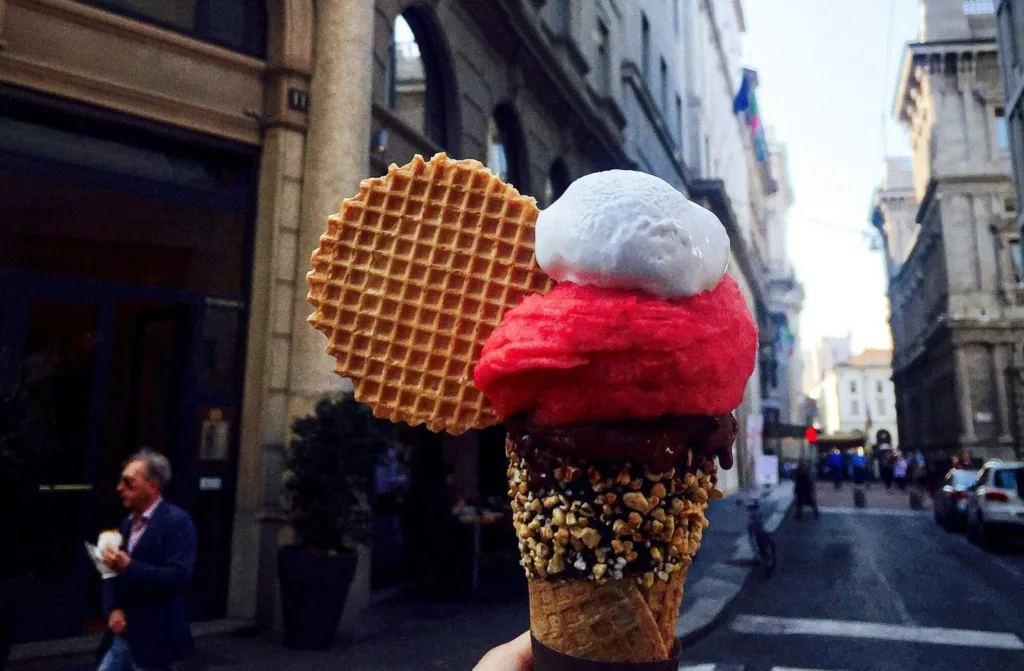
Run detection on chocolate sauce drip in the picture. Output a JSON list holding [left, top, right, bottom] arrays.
[[506, 413, 738, 474]]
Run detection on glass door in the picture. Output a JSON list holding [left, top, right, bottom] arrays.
[[0, 272, 111, 640]]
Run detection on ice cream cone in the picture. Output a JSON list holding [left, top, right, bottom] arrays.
[[506, 428, 723, 663]]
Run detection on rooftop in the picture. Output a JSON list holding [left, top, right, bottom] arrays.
[[844, 348, 893, 368]]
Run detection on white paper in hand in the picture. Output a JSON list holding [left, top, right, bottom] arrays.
[[85, 530, 123, 580]]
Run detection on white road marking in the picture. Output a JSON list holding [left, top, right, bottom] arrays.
[[731, 615, 1024, 650], [677, 665, 847, 671], [858, 533, 915, 626], [818, 506, 927, 517], [765, 509, 787, 531]]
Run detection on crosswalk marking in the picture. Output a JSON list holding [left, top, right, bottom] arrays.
[[817, 506, 927, 517], [730, 614, 1024, 650], [678, 665, 846, 671]]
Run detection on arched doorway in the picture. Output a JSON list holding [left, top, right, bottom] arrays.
[[387, 6, 451, 149]]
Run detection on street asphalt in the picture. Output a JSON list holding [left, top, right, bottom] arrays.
[[15, 486, 1024, 671], [679, 506, 1024, 671]]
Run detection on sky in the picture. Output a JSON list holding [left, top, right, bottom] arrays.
[[742, 0, 922, 354]]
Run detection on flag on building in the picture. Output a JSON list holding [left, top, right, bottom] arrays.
[[734, 69, 769, 163], [775, 321, 794, 359], [732, 72, 751, 114]]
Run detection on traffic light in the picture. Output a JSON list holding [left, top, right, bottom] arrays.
[[805, 426, 818, 443]]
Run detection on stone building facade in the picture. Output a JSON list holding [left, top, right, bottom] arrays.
[[996, 0, 1024, 236], [762, 138, 805, 430], [2, 0, 784, 655], [874, 0, 1022, 460], [814, 349, 899, 446]]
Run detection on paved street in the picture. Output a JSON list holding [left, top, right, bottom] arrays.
[[812, 481, 927, 510], [679, 506, 1024, 671], [15, 485, 1024, 671]]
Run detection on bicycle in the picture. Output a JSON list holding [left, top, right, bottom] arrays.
[[738, 488, 777, 578]]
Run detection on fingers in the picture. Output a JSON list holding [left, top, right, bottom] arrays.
[[474, 631, 533, 671]]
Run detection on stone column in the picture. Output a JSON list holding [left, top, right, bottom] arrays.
[[286, 0, 376, 632], [955, 347, 977, 444], [994, 344, 1015, 446], [289, 0, 375, 421]]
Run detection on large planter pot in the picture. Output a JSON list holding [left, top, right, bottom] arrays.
[[278, 546, 358, 650]]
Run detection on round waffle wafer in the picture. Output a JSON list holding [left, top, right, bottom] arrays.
[[306, 153, 554, 434]]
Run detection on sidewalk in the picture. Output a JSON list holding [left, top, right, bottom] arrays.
[[674, 480, 794, 643], [13, 484, 794, 671]]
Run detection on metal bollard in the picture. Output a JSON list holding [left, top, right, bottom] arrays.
[[853, 486, 866, 508], [909, 489, 923, 510]]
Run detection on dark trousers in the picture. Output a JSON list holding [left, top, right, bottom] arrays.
[[795, 496, 819, 519]]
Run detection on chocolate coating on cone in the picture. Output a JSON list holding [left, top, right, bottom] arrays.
[[508, 438, 715, 584], [506, 413, 737, 474]]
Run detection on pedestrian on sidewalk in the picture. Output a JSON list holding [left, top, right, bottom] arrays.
[[893, 452, 908, 491], [852, 448, 867, 486], [827, 448, 843, 490], [97, 449, 197, 671], [794, 462, 819, 520], [879, 451, 893, 489]]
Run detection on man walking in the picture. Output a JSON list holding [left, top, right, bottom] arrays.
[[827, 449, 843, 490], [794, 462, 819, 520], [98, 449, 197, 671]]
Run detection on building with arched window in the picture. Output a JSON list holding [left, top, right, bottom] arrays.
[[1, 0, 785, 658]]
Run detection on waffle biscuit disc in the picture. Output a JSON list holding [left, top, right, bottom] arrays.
[[307, 153, 553, 434]]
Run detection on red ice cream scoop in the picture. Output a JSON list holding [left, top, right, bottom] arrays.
[[473, 273, 758, 428]]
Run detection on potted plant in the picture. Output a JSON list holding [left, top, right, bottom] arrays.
[[278, 393, 395, 650], [0, 385, 57, 669]]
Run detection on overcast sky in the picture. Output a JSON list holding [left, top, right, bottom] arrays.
[[742, 0, 922, 354]]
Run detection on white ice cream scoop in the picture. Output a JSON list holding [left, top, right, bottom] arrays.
[[535, 170, 730, 299]]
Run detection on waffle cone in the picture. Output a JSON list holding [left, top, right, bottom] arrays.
[[306, 153, 553, 434], [529, 578, 668, 663], [508, 426, 721, 664], [641, 562, 690, 647]]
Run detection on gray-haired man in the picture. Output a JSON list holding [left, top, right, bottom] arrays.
[[98, 449, 197, 671]]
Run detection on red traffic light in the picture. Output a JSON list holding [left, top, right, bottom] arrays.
[[805, 427, 818, 443]]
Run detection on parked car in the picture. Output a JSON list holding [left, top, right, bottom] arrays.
[[933, 469, 978, 530], [965, 460, 1024, 549]]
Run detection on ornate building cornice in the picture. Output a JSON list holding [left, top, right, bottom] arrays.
[[893, 38, 999, 128]]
